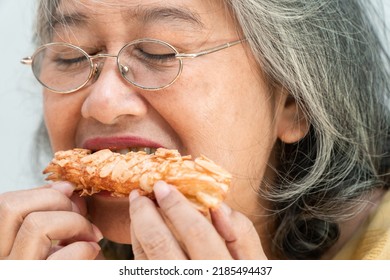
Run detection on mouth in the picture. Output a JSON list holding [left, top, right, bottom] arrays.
[[85, 146, 161, 200], [81, 138, 164, 199], [92, 147, 158, 155], [83, 136, 164, 156]]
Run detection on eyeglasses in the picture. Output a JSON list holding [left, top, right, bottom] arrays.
[[21, 38, 246, 93]]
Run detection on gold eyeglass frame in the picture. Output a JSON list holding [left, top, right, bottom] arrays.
[[21, 38, 246, 94]]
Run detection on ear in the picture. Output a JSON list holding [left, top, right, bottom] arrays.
[[276, 93, 310, 144]]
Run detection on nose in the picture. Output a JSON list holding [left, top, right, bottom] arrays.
[[81, 60, 148, 124]]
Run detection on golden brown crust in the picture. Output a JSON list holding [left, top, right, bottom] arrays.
[[43, 148, 231, 211]]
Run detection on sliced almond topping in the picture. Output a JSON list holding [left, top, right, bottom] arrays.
[[43, 148, 231, 211]]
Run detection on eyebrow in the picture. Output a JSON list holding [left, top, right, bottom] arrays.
[[52, 5, 205, 30], [51, 12, 89, 28], [132, 6, 205, 29]]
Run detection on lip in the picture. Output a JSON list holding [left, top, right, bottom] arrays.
[[82, 136, 164, 151]]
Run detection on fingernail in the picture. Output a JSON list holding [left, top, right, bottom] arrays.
[[92, 224, 104, 241], [153, 181, 171, 201], [89, 242, 101, 252], [51, 181, 74, 195], [129, 190, 140, 202]]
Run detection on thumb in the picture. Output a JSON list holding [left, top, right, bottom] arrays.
[[50, 181, 87, 216]]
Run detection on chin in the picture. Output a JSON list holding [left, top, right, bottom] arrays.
[[86, 196, 132, 244]]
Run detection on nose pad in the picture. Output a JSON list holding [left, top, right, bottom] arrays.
[[119, 64, 129, 75], [91, 63, 103, 83], [92, 62, 128, 85]]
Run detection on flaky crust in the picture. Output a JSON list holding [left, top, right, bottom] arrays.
[[43, 148, 231, 211]]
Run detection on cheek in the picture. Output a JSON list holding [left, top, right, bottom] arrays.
[[158, 58, 277, 172], [43, 91, 82, 152], [152, 57, 278, 214]]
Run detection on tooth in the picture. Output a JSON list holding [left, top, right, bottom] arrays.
[[111, 147, 157, 154], [116, 149, 130, 155]]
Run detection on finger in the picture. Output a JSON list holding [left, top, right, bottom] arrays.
[[130, 222, 147, 260], [48, 241, 101, 260], [49, 181, 85, 215], [0, 182, 78, 257], [129, 190, 187, 260], [56, 224, 103, 246], [8, 211, 103, 259], [210, 204, 266, 259], [50, 181, 87, 216], [153, 181, 231, 259], [46, 181, 75, 197], [70, 193, 88, 217]]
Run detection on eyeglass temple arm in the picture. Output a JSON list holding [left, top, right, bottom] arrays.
[[176, 39, 246, 59], [20, 38, 247, 63], [21, 57, 33, 65]]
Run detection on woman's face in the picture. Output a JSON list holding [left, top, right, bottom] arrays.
[[43, 0, 303, 244]]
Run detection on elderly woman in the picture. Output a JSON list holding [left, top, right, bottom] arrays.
[[0, 0, 389, 260]]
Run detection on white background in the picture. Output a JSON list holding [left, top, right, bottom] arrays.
[[0, 0, 389, 193], [1, 260, 390, 280], [0, 0, 42, 192]]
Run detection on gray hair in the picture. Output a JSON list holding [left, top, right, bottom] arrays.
[[34, 0, 390, 259], [228, 0, 390, 258]]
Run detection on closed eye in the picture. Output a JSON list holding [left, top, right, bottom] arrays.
[[135, 48, 176, 63], [54, 55, 89, 66]]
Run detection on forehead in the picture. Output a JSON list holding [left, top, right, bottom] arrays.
[[53, 0, 229, 29]]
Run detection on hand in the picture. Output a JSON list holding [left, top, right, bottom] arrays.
[[0, 182, 103, 259], [129, 181, 267, 259]]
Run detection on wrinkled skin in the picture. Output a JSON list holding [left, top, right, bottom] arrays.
[[0, 0, 309, 259]]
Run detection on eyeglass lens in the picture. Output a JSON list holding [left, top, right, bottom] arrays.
[[119, 41, 181, 90], [31, 41, 182, 92]]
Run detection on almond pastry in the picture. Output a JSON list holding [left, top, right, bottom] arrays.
[[43, 148, 231, 211]]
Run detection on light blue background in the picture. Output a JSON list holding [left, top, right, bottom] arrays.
[[0, 0, 389, 193]]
